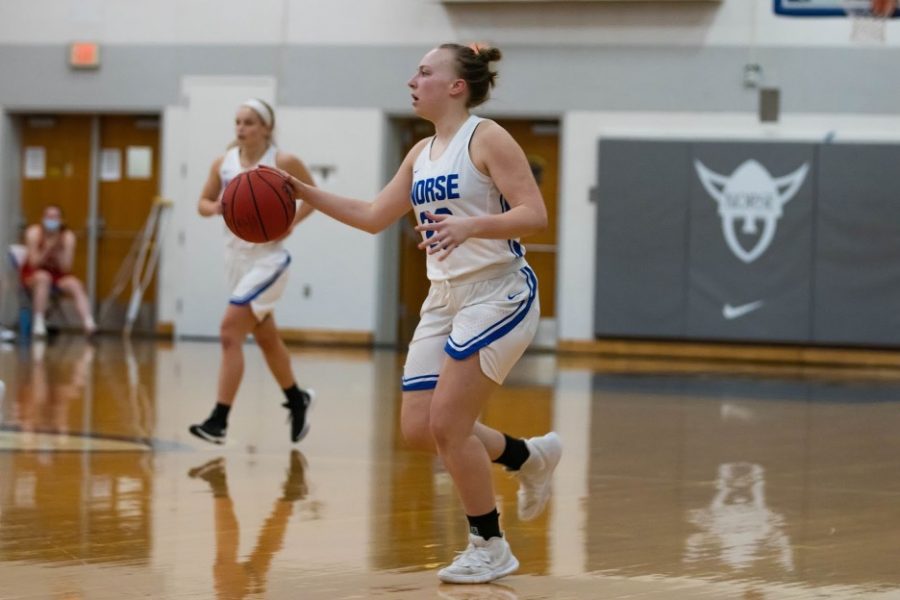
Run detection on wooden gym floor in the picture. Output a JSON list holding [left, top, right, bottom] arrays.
[[0, 335, 899, 599]]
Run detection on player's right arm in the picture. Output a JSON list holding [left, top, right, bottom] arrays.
[[197, 157, 224, 217], [274, 140, 427, 235]]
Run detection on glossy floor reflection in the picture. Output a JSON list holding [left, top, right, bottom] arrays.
[[1, 336, 899, 599]]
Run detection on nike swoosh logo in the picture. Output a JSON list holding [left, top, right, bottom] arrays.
[[507, 290, 525, 300], [723, 300, 764, 320]]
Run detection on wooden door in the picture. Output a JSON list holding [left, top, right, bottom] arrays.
[[20, 116, 93, 285], [97, 115, 161, 320], [396, 118, 560, 346], [495, 119, 559, 319], [20, 114, 161, 332], [397, 120, 435, 345]]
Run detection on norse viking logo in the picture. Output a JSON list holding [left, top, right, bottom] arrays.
[[694, 159, 809, 263]]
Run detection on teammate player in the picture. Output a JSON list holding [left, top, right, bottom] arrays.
[[272, 44, 562, 584], [189, 99, 316, 445]]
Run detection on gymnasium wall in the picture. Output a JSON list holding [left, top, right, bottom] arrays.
[[2, 1, 897, 48], [1, 0, 899, 340]]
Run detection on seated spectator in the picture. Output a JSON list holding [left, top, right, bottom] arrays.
[[21, 205, 96, 337]]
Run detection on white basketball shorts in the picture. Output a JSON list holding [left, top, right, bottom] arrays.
[[226, 248, 291, 321], [402, 259, 540, 391]]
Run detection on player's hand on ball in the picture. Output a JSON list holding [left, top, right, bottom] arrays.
[[258, 165, 303, 198]]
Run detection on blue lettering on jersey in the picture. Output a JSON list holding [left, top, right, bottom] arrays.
[[446, 173, 459, 199], [411, 173, 460, 205]]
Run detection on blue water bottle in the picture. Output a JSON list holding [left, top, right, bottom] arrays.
[[18, 306, 31, 340]]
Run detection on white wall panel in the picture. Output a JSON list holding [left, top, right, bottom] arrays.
[[276, 107, 383, 333], [157, 106, 188, 327]]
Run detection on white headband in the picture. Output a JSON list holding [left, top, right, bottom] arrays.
[[241, 98, 273, 127]]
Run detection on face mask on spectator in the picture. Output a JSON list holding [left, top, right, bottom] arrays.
[[43, 218, 61, 232]]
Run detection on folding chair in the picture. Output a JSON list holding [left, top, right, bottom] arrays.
[[0, 247, 20, 341]]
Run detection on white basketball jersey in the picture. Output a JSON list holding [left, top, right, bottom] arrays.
[[410, 115, 526, 281], [219, 144, 281, 255]]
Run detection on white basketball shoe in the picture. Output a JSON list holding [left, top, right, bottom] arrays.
[[516, 431, 562, 521], [438, 535, 519, 584]]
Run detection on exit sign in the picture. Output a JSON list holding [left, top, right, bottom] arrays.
[[69, 42, 100, 69]]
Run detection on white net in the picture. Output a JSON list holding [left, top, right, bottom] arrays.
[[842, 0, 895, 43]]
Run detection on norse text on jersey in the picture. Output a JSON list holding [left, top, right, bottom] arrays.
[[410, 173, 461, 205]]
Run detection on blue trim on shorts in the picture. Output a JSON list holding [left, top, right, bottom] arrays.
[[444, 266, 537, 360], [402, 374, 439, 391], [229, 252, 291, 306]]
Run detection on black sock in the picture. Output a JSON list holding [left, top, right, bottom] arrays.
[[493, 434, 530, 471], [283, 384, 308, 409], [467, 508, 502, 541], [209, 403, 231, 427]]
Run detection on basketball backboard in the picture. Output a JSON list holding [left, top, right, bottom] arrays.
[[773, 0, 899, 17]]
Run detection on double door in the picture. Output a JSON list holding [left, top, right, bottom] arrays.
[[19, 114, 161, 331]]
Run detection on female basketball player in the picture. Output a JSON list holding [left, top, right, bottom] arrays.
[[271, 44, 562, 584], [189, 99, 316, 446]]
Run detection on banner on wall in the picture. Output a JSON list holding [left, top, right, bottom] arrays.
[[593, 139, 690, 338], [813, 144, 900, 345], [594, 139, 823, 344], [686, 143, 816, 342]]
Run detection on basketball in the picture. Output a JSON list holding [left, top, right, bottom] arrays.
[[221, 167, 296, 243]]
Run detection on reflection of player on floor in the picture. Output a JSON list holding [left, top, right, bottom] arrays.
[[275, 43, 562, 584], [12, 340, 94, 436], [438, 582, 519, 600], [684, 462, 794, 573], [189, 99, 316, 446], [188, 450, 309, 599]]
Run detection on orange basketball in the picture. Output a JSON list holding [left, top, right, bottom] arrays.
[[221, 167, 296, 243]]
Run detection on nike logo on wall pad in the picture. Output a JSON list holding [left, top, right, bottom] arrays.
[[722, 300, 765, 320]]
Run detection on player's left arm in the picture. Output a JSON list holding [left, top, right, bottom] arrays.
[[277, 152, 317, 228], [415, 120, 547, 258]]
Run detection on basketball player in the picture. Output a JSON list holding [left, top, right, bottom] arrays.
[[21, 204, 96, 337], [189, 99, 316, 445], [271, 44, 562, 584]]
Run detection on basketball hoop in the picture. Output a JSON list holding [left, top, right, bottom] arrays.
[[842, 0, 897, 43]]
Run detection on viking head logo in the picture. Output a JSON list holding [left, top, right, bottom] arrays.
[[694, 159, 809, 263]]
